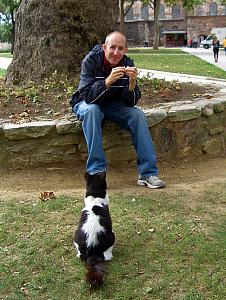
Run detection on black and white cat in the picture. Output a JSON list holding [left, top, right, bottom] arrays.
[[73, 171, 115, 287]]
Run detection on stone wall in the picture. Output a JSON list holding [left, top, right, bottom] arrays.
[[0, 90, 226, 169]]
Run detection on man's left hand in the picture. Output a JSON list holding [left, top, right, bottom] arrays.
[[125, 67, 138, 91]]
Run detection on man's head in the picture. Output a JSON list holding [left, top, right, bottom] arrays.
[[102, 31, 128, 66]]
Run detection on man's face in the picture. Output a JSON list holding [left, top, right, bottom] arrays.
[[103, 33, 128, 66]]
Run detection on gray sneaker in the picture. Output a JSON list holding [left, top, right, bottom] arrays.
[[137, 175, 165, 189]]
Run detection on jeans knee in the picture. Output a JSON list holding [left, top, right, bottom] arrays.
[[83, 104, 103, 121], [131, 108, 146, 123]]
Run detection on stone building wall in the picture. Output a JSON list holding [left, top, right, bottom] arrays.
[[187, 16, 226, 39], [123, 0, 226, 46]]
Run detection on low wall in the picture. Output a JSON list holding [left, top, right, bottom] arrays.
[[0, 90, 226, 169]]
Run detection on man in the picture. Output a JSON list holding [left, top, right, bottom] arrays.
[[223, 36, 226, 56], [212, 36, 219, 63], [71, 31, 165, 189]]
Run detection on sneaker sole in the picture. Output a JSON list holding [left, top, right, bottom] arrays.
[[137, 180, 165, 189]]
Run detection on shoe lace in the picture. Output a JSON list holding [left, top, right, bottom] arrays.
[[148, 176, 160, 182]]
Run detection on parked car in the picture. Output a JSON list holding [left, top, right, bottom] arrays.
[[200, 27, 226, 49]]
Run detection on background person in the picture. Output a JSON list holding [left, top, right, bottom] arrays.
[[223, 36, 226, 56], [70, 31, 165, 189], [212, 36, 220, 62]]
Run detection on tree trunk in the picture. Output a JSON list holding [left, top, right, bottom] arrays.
[[153, 0, 160, 50], [119, 0, 125, 34], [10, 10, 15, 54], [6, 0, 119, 84]]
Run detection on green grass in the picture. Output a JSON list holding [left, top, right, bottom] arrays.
[[128, 48, 226, 79], [0, 52, 12, 77], [0, 68, 6, 77], [0, 52, 11, 77], [0, 51, 12, 58], [1, 183, 226, 299], [128, 48, 186, 54]]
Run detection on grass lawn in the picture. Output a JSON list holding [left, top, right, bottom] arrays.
[[1, 183, 226, 299], [128, 48, 226, 80], [128, 48, 186, 54], [0, 52, 12, 58], [0, 68, 6, 77]]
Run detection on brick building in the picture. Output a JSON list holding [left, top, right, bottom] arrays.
[[120, 0, 226, 47]]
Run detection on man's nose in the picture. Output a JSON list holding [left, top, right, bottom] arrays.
[[113, 48, 119, 55]]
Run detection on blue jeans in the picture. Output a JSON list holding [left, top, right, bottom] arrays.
[[73, 100, 158, 176]]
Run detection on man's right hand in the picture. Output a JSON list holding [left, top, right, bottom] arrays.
[[105, 67, 125, 88]]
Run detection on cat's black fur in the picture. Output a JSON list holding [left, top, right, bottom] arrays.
[[73, 171, 115, 287]]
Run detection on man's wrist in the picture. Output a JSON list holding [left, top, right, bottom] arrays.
[[105, 78, 111, 89], [129, 80, 136, 91]]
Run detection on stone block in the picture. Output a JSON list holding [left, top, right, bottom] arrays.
[[47, 134, 79, 146], [6, 139, 39, 153], [3, 121, 56, 140], [207, 114, 225, 136], [106, 146, 136, 163], [202, 104, 214, 117], [103, 130, 132, 149], [56, 119, 82, 134], [203, 138, 224, 156], [142, 108, 167, 127], [168, 105, 201, 122], [208, 126, 224, 136], [158, 127, 177, 154], [195, 100, 214, 117], [213, 102, 225, 113], [78, 138, 88, 153], [0, 125, 3, 136]]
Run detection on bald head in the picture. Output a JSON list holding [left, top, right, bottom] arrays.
[[102, 31, 128, 66], [105, 31, 127, 46]]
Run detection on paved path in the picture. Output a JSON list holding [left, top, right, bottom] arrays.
[[182, 47, 226, 72], [0, 57, 12, 69], [138, 68, 226, 87]]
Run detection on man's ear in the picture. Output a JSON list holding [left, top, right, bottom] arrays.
[[102, 44, 106, 52], [124, 47, 128, 54]]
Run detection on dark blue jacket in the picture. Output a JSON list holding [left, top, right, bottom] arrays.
[[70, 45, 141, 107]]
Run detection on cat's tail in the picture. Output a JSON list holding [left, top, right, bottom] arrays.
[[85, 255, 105, 287]]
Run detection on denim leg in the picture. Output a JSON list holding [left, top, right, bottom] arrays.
[[103, 102, 158, 177], [73, 101, 107, 174]]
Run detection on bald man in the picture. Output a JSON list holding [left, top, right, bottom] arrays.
[[71, 31, 165, 189]]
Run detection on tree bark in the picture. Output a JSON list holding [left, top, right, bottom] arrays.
[[6, 0, 119, 84], [10, 10, 15, 54], [153, 0, 160, 49], [119, 0, 125, 34]]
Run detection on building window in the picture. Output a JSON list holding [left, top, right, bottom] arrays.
[[196, 5, 203, 16], [141, 6, 149, 20], [172, 5, 181, 18], [209, 2, 218, 15], [159, 5, 165, 18], [126, 7, 133, 20]]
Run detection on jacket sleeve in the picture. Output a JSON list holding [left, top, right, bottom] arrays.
[[121, 82, 141, 107], [78, 58, 109, 105]]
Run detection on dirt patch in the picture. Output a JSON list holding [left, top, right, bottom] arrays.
[[0, 157, 225, 202], [0, 77, 218, 124]]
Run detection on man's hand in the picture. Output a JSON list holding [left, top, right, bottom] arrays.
[[105, 67, 126, 88], [125, 67, 138, 91]]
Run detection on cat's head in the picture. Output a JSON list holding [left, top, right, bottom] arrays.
[[84, 171, 107, 199]]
